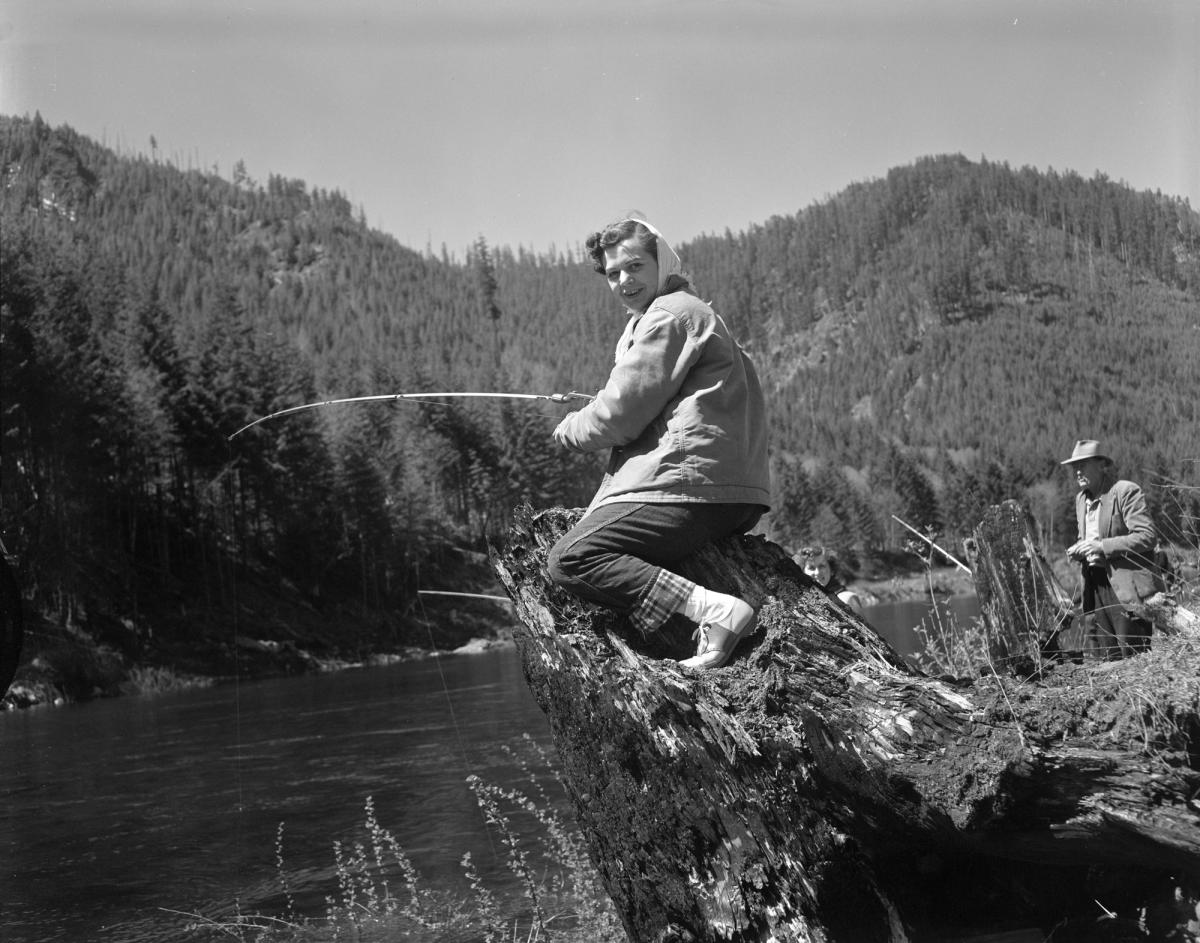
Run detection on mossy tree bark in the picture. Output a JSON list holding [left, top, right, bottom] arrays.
[[491, 506, 1200, 943]]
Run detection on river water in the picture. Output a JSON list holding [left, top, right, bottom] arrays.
[[0, 596, 977, 942]]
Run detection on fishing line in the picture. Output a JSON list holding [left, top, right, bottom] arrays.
[[225, 389, 578, 869], [224, 439, 249, 905], [414, 580, 501, 861]]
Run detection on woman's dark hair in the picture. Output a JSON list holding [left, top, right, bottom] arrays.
[[585, 219, 657, 274], [797, 545, 846, 589]]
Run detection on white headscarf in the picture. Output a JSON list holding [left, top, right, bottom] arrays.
[[622, 217, 683, 292]]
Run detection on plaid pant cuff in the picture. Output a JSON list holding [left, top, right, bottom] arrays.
[[630, 568, 695, 634]]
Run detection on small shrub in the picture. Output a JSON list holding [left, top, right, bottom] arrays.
[[182, 736, 625, 943], [912, 602, 995, 678]]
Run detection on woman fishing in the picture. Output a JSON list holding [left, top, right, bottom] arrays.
[[547, 217, 771, 670]]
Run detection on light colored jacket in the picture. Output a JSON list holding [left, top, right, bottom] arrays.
[[1074, 478, 1161, 607], [554, 283, 770, 515]]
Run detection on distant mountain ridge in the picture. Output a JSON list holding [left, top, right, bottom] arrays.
[[677, 153, 1199, 553], [2, 113, 1197, 676]]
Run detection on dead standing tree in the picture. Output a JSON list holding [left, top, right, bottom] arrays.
[[962, 500, 1075, 671], [491, 506, 1200, 943]]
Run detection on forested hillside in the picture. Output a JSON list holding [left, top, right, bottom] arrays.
[[680, 155, 1200, 556], [2, 113, 1198, 671]]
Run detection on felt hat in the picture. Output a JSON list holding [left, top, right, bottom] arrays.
[[1060, 439, 1110, 465]]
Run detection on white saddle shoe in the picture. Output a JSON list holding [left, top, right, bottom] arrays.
[[678, 595, 756, 670]]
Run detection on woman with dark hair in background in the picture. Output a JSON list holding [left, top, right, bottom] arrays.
[[795, 546, 865, 612]]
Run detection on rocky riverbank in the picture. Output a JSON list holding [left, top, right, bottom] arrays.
[[0, 560, 1005, 712], [1, 572, 518, 711], [2, 614, 516, 711]]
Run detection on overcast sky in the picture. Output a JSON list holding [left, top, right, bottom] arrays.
[[2, 0, 1197, 256]]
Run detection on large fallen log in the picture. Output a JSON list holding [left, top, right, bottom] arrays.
[[491, 506, 1200, 943]]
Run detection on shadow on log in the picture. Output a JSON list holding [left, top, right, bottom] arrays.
[[491, 506, 1200, 943]]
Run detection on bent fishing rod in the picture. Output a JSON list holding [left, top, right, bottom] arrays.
[[228, 390, 593, 440]]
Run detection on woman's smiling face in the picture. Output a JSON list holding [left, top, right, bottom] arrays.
[[803, 558, 832, 586], [603, 238, 659, 313]]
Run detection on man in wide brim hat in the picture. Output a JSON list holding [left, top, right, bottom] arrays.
[[1062, 439, 1161, 659], [1059, 439, 1111, 466]]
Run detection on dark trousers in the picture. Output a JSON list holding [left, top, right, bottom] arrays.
[[1082, 567, 1151, 660], [547, 502, 763, 613]]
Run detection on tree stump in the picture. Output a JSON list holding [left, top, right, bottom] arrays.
[[962, 500, 1077, 672], [491, 506, 1200, 943]]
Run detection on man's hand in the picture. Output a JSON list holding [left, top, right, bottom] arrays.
[[1067, 539, 1104, 565]]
